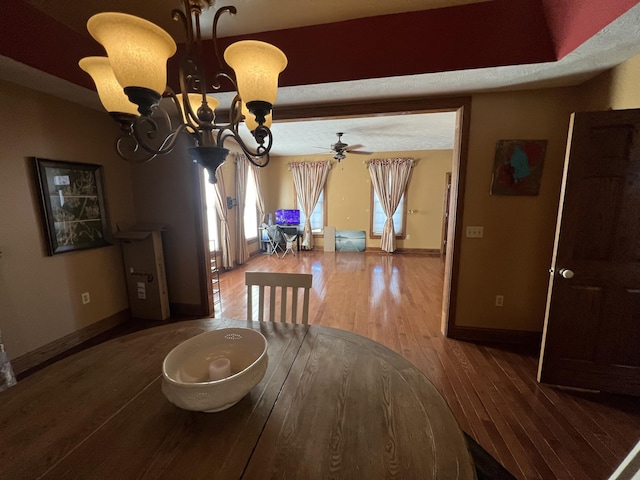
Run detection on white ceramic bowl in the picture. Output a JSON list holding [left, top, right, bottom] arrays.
[[161, 328, 268, 412]]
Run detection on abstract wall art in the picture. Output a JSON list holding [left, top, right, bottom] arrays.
[[490, 139, 547, 196]]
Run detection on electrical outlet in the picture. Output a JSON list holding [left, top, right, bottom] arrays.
[[81, 292, 90, 304], [495, 295, 504, 307], [466, 226, 484, 238]]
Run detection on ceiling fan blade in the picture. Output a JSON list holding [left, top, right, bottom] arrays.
[[346, 144, 364, 150], [348, 150, 372, 155]]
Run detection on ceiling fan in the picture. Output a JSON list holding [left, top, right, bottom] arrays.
[[326, 132, 371, 162]]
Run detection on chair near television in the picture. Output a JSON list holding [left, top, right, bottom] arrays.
[[274, 209, 301, 252], [261, 223, 285, 257]]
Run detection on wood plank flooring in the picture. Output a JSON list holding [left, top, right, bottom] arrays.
[[18, 250, 639, 479], [215, 250, 640, 480]]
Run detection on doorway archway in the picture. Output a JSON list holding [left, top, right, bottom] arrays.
[[196, 95, 471, 334]]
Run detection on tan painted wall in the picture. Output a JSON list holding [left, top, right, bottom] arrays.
[[261, 150, 453, 250], [129, 135, 205, 308], [574, 52, 640, 111], [452, 53, 640, 333], [4, 53, 639, 361], [0, 79, 135, 360], [454, 88, 576, 331]]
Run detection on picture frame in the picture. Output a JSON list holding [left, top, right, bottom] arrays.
[[33, 158, 112, 255], [490, 139, 547, 196]]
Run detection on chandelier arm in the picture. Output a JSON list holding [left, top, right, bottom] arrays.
[[148, 86, 207, 148], [173, 0, 213, 131], [218, 128, 272, 168], [178, 52, 218, 132], [114, 134, 157, 164], [164, 87, 191, 128], [212, 71, 237, 92], [229, 94, 243, 126], [167, 80, 200, 133], [252, 125, 273, 150], [131, 117, 189, 156], [192, 2, 205, 76], [245, 151, 270, 168], [209, 94, 243, 144], [135, 129, 179, 156], [213, 92, 273, 162], [212, 6, 237, 80], [172, 1, 194, 52]]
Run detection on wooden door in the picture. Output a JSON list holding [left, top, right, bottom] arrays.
[[538, 109, 640, 395], [442, 172, 452, 255]]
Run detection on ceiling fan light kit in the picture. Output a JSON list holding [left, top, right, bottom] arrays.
[[79, 0, 287, 183], [328, 132, 370, 162]]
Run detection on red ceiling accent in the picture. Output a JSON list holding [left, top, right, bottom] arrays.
[[1, 0, 636, 95], [169, 0, 556, 91], [540, 0, 640, 58], [0, 0, 102, 90]]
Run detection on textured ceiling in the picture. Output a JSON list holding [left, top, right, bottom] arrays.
[[3, 1, 640, 157], [242, 112, 459, 157]]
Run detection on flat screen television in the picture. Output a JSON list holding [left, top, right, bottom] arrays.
[[275, 209, 300, 226]]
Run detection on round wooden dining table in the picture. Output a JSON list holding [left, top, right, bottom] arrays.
[[0, 319, 477, 479]]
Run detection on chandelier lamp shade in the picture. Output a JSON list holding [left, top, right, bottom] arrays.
[[78, 57, 140, 117], [79, 0, 288, 182]]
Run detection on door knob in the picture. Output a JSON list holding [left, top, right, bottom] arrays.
[[559, 268, 574, 279]]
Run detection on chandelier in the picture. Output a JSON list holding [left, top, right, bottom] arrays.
[[78, 0, 287, 183]]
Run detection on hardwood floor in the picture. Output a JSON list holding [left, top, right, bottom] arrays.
[[18, 250, 639, 479], [215, 250, 640, 480]]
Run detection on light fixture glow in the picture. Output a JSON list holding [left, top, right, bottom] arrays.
[[224, 40, 287, 106], [79, 57, 139, 116], [79, 1, 285, 181], [87, 13, 176, 100], [178, 93, 220, 125]]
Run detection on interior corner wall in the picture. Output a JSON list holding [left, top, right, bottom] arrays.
[[0, 79, 135, 360], [574, 51, 640, 111], [129, 135, 205, 311], [453, 87, 576, 332], [453, 55, 640, 334]]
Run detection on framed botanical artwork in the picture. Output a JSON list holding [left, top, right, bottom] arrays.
[[490, 139, 548, 196], [33, 158, 112, 255]]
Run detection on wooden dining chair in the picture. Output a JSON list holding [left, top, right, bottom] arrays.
[[245, 271, 313, 324]]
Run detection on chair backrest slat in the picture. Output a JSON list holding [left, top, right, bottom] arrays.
[[247, 284, 253, 320], [269, 284, 277, 321], [290, 288, 299, 324], [245, 272, 313, 324], [258, 285, 265, 322]]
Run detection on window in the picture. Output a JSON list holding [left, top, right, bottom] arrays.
[[204, 169, 219, 252], [371, 190, 406, 237], [243, 170, 258, 241], [298, 189, 325, 234]]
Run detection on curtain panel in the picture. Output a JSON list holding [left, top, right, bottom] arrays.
[[249, 162, 266, 226], [0, 331, 16, 391], [289, 161, 331, 249], [235, 154, 249, 265], [213, 166, 233, 268], [367, 158, 414, 252]]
